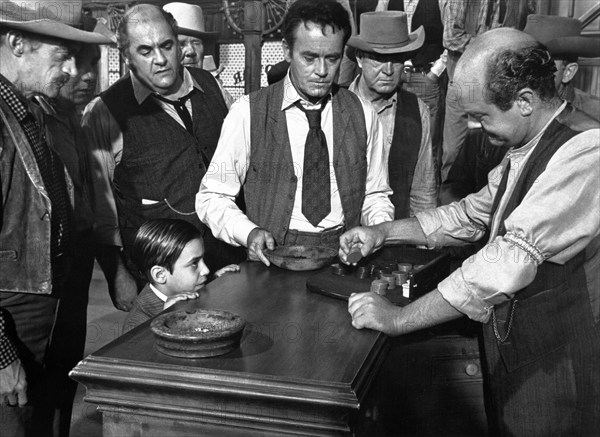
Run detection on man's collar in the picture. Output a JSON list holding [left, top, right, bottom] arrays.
[[281, 71, 333, 111], [131, 67, 204, 105], [149, 283, 169, 303]]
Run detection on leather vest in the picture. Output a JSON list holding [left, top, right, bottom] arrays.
[[0, 99, 74, 294]]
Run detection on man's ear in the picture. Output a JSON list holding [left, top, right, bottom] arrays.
[[6, 31, 25, 56], [515, 88, 535, 116], [150, 265, 167, 284], [356, 54, 363, 70], [561, 62, 579, 84], [282, 38, 292, 63]]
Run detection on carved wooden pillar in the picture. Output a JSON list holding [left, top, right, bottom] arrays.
[[242, 0, 263, 93]]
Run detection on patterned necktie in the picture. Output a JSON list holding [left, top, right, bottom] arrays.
[[295, 101, 330, 227]]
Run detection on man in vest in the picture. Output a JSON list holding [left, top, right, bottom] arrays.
[[83, 3, 242, 309], [366, 0, 446, 182], [0, 2, 112, 433], [196, 0, 393, 266], [340, 28, 599, 435], [347, 11, 436, 218], [439, 13, 600, 206]]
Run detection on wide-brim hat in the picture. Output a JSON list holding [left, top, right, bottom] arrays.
[[0, 0, 114, 44], [163, 2, 220, 40], [347, 11, 424, 60], [524, 14, 600, 58], [81, 15, 116, 45]]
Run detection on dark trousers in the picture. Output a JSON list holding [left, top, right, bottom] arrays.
[[46, 232, 96, 437], [0, 234, 95, 437], [482, 322, 600, 436], [0, 291, 59, 436]]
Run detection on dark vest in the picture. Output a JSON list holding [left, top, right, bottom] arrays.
[[246, 81, 368, 244], [389, 89, 422, 219], [101, 68, 227, 250], [484, 104, 600, 373], [390, 0, 444, 68]]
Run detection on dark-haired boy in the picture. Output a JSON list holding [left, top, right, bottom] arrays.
[[124, 219, 238, 331]]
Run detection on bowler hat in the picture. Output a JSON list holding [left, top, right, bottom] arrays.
[[347, 11, 424, 57], [0, 0, 113, 44], [163, 2, 219, 40], [524, 14, 600, 58]]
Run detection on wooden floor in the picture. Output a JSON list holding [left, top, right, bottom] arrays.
[[69, 263, 128, 437]]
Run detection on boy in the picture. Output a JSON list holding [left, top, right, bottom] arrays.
[[123, 219, 239, 331]]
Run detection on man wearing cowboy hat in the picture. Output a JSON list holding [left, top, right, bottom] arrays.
[[348, 11, 436, 218], [341, 27, 600, 435], [83, 4, 243, 305], [162, 2, 218, 70], [0, 1, 112, 434], [197, 0, 393, 264], [439, 14, 600, 206], [163, 3, 234, 108]]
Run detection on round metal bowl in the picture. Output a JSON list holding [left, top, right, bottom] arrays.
[[150, 309, 246, 358], [263, 245, 338, 271]]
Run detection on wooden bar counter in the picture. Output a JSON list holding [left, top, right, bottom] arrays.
[[70, 261, 389, 436]]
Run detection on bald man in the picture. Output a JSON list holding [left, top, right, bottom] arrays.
[[340, 28, 600, 435]]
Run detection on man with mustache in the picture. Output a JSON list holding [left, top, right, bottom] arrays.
[[83, 4, 243, 308], [197, 0, 394, 264], [0, 1, 111, 434]]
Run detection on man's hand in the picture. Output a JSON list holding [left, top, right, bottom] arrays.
[[246, 228, 275, 266], [109, 269, 138, 312], [339, 225, 386, 264], [96, 245, 138, 311], [0, 358, 27, 407], [348, 292, 401, 336], [163, 291, 200, 310]]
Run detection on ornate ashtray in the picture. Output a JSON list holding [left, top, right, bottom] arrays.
[[150, 309, 246, 358], [263, 245, 338, 271]]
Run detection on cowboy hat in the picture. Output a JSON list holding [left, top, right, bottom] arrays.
[[0, 0, 113, 44], [163, 2, 220, 40], [524, 14, 600, 58], [81, 15, 116, 45], [347, 11, 424, 60]]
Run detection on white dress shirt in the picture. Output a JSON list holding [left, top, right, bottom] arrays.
[[197, 73, 394, 247]]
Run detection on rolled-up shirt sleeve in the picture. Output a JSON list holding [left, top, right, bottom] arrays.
[[81, 97, 123, 247], [409, 100, 438, 215], [196, 97, 257, 247], [360, 101, 394, 225], [425, 129, 600, 322]]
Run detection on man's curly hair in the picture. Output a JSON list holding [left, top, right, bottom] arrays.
[[485, 45, 557, 111]]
